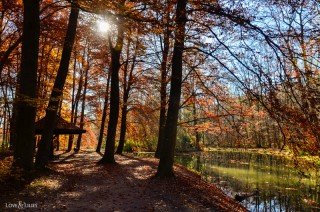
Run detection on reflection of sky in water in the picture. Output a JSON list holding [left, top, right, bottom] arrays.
[[175, 151, 320, 212]]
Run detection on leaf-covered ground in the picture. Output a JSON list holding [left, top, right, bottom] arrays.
[[1, 150, 247, 211]]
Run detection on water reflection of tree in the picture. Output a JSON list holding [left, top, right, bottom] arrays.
[[176, 151, 319, 211]]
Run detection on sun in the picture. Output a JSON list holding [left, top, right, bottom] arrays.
[[96, 20, 110, 33]]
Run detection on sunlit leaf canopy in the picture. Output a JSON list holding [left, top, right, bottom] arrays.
[[71, 0, 150, 21]]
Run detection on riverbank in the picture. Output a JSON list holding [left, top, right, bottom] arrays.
[[175, 149, 320, 211], [1, 150, 247, 211], [204, 147, 292, 156], [204, 147, 320, 167]]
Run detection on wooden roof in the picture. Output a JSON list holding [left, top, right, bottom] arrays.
[[35, 116, 86, 135]]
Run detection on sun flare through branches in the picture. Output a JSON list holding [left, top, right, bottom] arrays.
[[96, 19, 110, 34]]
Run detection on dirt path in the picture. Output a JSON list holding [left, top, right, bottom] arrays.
[[1, 150, 247, 211]]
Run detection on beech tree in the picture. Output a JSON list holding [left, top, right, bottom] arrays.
[[96, 58, 111, 153], [115, 30, 140, 154], [99, 0, 126, 164], [35, 2, 79, 168], [156, 0, 188, 177], [154, 0, 173, 158], [13, 0, 40, 169]]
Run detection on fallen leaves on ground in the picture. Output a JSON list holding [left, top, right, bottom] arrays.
[[1, 150, 247, 211]]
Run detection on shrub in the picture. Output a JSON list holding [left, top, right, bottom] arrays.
[[123, 139, 140, 153], [176, 128, 193, 151]]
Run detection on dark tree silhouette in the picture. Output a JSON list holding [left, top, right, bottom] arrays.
[[35, 3, 79, 168], [13, 0, 40, 170], [99, 17, 125, 163], [155, 7, 171, 158], [96, 68, 111, 153], [156, 0, 187, 177], [116, 35, 138, 154]]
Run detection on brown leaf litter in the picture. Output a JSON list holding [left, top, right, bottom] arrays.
[[1, 150, 248, 211]]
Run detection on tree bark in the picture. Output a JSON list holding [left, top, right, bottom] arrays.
[[13, 0, 40, 170], [2, 109, 6, 148], [96, 69, 111, 153], [155, 14, 171, 158], [75, 66, 89, 151], [193, 94, 201, 150], [35, 4, 79, 168], [116, 36, 137, 154], [9, 105, 16, 150], [99, 22, 124, 164], [156, 0, 187, 177], [67, 53, 78, 152], [115, 100, 128, 154], [68, 55, 84, 151]]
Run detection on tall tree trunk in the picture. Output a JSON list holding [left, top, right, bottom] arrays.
[[0, 85, 11, 148], [67, 53, 78, 152], [99, 21, 125, 164], [116, 36, 137, 155], [9, 105, 16, 150], [68, 58, 84, 151], [193, 94, 201, 150], [115, 92, 129, 154], [2, 109, 6, 148], [13, 0, 40, 170], [35, 4, 79, 169], [0, 116, 3, 149], [75, 66, 89, 151], [55, 100, 63, 151], [155, 13, 171, 158], [96, 69, 111, 153], [156, 0, 187, 177]]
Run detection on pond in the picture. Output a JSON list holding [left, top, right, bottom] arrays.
[[174, 150, 320, 212]]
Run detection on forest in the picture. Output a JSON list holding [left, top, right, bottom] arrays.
[[0, 0, 320, 210]]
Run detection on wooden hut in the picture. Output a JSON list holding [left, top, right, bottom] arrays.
[[35, 116, 86, 135], [35, 116, 86, 158]]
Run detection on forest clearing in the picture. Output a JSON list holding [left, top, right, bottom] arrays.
[[1, 0, 320, 211]]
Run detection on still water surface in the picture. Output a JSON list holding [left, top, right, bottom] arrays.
[[174, 150, 320, 212]]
